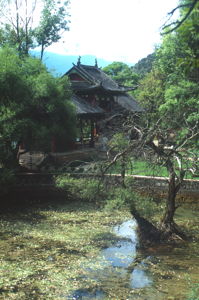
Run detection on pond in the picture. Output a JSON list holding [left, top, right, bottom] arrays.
[[67, 206, 199, 300], [68, 220, 152, 299], [0, 200, 199, 299]]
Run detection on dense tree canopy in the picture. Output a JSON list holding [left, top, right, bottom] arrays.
[[162, 0, 199, 34], [132, 53, 156, 78], [103, 62, 139, 87], [103, 0, 199, 242], [136, 0, 199, 133], [0, 47, 76, 171]]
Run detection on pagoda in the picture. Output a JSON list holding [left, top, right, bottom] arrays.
[[64, 57, 143, 147]]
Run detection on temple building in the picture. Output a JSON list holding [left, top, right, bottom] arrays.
[[64, 57, 143, 147]]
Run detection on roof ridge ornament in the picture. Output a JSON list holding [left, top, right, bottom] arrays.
[[95, 58, 98, 68], [77, 56, 81, 66]]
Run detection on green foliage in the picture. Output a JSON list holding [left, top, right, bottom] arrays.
[[55, 175, 162, 221], [159, 80, 199, 127], [56, 175, 134, 210], [108, 133, 129, 151], [103, 61, 139, 86], [0, 47, 76, 169], [56, 175, 106, 202], [133, 194, 164, 220], [35, 0, 70, 59], [132, 1, 199, 231], [104, 186, 135, 210], [135, 69, 165, 117], [187, 283, 199, 300], [0, 0, 70, 58], [155, 34, 184, 82], [0, 0, 37, 54], [0, 168, 15, 194], [133, 53, 156, 78], [136, 0, 199, 151]]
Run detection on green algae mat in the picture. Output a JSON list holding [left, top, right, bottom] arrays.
[[0, 199, 199, 300]]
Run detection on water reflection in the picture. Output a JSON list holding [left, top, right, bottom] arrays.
[[102, 220, 137, 268], [114, 219, 137, 243], [102, 240, 136, 268], [68, 289, 105, 300], [68, 220, 152, 299], [131, 268, 152, 288]]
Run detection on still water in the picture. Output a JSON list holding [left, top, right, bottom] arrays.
[[68, 220, 153, 299], [68, 205, 199, 300]]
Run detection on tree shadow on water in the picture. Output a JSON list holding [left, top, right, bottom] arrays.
[[67, 288, 106, 300]]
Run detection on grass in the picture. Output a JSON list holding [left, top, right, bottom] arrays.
[[108, 159, 168, 177], [130, 160, 168, 177], [108, 159, 199, 179]]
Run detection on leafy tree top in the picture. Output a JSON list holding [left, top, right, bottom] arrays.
[[103, 61, 139, 87], [0, 0, 70, 58], [0, 47, 76, 168]]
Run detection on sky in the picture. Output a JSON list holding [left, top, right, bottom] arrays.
[[49, 0, 179, 64]]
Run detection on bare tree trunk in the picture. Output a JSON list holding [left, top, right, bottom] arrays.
[[40, 43, 45, 60], [15, 0, 21, 53], [131, 208, 161, 246], [121, 157, 126, 187], [160, 161, 187, 240], [25, 0, 29, 55], [162, 170, 177, 226]]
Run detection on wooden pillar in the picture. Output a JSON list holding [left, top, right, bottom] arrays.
[[51, 136, 56, 153], [90, 119, 95, 147], [80, 118, 83, 145]]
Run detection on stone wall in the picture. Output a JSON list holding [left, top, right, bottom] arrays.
[[128, 175, 199, 191], [15, 172, 199, 194]]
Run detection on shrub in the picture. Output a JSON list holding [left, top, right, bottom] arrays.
[[55, 175, 164, 221], [104, 186, 135, 210], [187, 283, 199, 300], [55, 175, 106, 202], [0, 168, 16, 195]]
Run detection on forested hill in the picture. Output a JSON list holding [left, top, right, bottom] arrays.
[[31, 51, 113, 76], [132, 53, 156, 77]]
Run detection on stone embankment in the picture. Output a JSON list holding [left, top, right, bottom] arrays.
[[14, 172, 199, 201], [15, 172, 199, 189], [129, 175, 199, 191], [128, 175, 199, 201], [73, 173, 199, 201]]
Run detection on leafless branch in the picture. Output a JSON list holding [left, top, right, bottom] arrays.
[[102, 146, 131, 175], [162, 0, 199, 34], [175, 124, 199, 150]]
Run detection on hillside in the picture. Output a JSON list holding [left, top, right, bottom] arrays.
[[31, 51, 113, 76], [132, 53, 155, 77]]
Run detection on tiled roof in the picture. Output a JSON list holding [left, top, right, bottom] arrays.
[[66, 64, 136, 93], [72, 95, 104, 115], [65, 62, 144, 114], [115, 94, 144, 112]]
